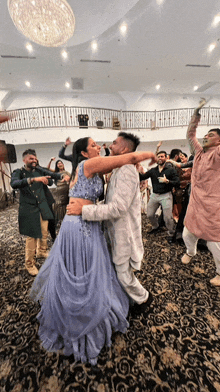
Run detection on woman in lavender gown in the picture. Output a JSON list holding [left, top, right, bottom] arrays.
[[30, 137, 155, 365]]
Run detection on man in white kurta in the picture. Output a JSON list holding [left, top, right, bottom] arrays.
[[70, 133, 150, 306]]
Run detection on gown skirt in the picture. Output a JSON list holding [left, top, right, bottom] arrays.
[[30, 214, 129, 365]]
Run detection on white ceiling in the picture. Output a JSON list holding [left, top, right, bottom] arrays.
[[1, 0, 220, 97]]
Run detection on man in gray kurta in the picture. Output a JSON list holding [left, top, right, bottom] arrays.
[[67, 133, 153, 312]]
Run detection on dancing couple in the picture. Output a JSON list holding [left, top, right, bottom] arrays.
[[30, 132, 156, 365]]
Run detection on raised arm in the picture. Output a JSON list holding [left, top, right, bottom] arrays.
[[84, 151, 157, 178], [47, 157, 56, 171], [187, 114, 203, 155], [58, 137, 73, 162]]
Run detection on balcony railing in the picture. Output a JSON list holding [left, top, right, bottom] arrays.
[[0, 106, 219, 132]]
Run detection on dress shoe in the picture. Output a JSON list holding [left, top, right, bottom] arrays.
[[148, 227, 160, 235], [181, 254, 192, 264], [167, 236, 176, 244], [25, 261, 38, 276], [210, 275, 220, 286], [130, 292, 153, 316]]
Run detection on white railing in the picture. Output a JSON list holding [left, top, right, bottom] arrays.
[[0, 106, 219, 132]]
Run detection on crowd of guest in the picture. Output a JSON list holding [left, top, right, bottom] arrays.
[[1, 105, 219, 367]]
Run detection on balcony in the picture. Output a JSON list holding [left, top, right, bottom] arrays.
[[0, 105, 219, 132]]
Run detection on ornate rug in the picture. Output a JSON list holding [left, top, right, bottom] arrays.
[[1, 205, 220, 392]]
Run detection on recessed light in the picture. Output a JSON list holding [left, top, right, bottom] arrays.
[[26, 43, 33, 52], [61, 50, 68, 59], [155, 84, 161, 90], [25, 81, 31, 87], [212, 14, 220, 27], [120, 23, 127, 35], [91, 41, 98, 51], [193, 86, 198, 91], [208, 43, 216, 53], [65, 82, 70, 88]]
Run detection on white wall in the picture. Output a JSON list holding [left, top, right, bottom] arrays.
[[5, 92, 126, 111], [129, 94, 220, 111], [5, 91, 220, 112]]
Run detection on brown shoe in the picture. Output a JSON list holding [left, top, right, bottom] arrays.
[[25, 261, 38, 276], [181, 254, 192, 264], [210, 275, 220, 286]]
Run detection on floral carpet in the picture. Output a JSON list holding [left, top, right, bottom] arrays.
[[1, 204, 220, 392]]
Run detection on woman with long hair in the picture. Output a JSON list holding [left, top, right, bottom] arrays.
[[47, 158, 71, 222], [30, 137, 156, 365]]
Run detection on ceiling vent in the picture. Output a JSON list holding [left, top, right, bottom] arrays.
[[186, 64, 210, 68], [80, 59, 111, 63], [1, 55, 36, 59], [71, 78, 84, 90], [196, 82, 218, 92]]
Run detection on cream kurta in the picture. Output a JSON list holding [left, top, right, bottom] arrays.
[[82, 164, 144, 269], [184, 115, 220, 242]]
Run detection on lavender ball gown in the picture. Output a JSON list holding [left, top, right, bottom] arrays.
[[30, 161, 129, 365]]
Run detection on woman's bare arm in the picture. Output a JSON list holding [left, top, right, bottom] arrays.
[[84, 151, 157, 178]]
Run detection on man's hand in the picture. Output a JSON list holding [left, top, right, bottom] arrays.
[[148, 153, 157, 166], [61, 175, 70, 183], [158, 174, 169, 183], [166, 159, 181, 168], [65, 137, 71, 146], [66, 200, 83, 215], [34, 176, 51, 185], [0, 114, 10, 123]]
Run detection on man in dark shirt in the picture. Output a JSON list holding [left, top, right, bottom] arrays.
[[140, 151, 180, 241]]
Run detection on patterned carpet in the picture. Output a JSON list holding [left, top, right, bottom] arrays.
[[1, 204, 220, 392]]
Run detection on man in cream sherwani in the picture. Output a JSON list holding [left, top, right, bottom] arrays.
[[67, 132, 153, 312]]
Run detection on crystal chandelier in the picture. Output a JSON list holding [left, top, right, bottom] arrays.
[[8, 0, 75, 47]]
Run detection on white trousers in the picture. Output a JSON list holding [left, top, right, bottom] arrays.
[[115, 259, 149, 304], [183, 226, 220, 275]]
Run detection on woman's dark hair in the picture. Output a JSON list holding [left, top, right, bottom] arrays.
[[55, 159, 64, 172], [71, 137, 90, 178]]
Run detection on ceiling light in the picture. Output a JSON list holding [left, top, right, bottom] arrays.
[[26, 42, 33, 52], [155, 84, 161, 90], [8, 0, 75, 47], [212, 14, 220, 27], [91, 41, 98, 51], [25, 81, 31, 87], [120, 23, 127, 35], [193, 86, 198, 91], [61, 50, 68, 59], [65, 82, 70, 88], [208, 43, 216, 53]]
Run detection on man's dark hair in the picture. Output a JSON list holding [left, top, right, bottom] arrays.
[[157, 150, 167, 157], [118, 132, 140, 152], [169, 149, 182, 159], [22, 149, 36, 158], [209, 128, 220, 137]]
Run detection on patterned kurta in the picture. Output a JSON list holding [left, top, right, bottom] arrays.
[[184, 115, 220, 241]]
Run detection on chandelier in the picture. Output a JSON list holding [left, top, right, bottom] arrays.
[[8, 0, 75, 47]]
